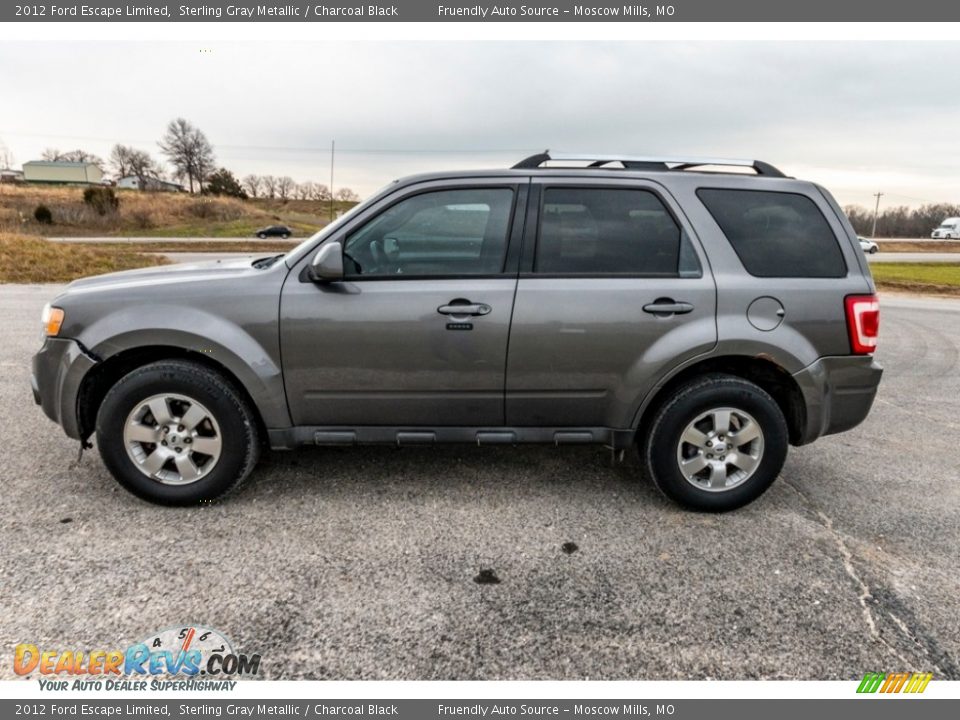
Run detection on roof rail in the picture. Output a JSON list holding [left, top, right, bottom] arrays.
[[512, 151, 787, 178]]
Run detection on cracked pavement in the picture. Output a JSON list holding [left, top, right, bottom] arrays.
[[1, 286, 958, 680]]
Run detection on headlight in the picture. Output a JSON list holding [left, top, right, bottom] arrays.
[[41, 303, 65, 337]]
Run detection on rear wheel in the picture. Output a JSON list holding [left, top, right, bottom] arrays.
[[257, 232, 267, 239], [642, 374, 788, 512], [96, 360, 260, 506]]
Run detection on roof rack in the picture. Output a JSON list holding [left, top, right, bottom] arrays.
[[512, 151, 787, 178]]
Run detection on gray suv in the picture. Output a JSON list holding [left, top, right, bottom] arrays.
[[32, 152, 882, 511]]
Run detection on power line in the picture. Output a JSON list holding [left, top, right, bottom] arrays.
[[0, 129, 537, 155]]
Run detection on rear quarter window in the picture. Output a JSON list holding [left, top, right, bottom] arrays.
[[696, 188, 847, 278]]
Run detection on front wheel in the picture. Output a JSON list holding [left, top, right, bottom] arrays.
[[96, 360, 260, 506], [641, 374, 788, 512]]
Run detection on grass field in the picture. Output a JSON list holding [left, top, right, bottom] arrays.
[[0, 233, 168, 284], [872, 263, 960, 295], [0, 185, 356, 238]]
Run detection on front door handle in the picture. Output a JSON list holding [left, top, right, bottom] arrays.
[[642, 299, 694, 316], [438, 301, 492, 317]]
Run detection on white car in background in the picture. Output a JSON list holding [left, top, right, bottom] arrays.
[[931, 218, 960, 239], [858, 237, 879, 254]]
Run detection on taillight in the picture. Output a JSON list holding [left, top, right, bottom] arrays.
[[844, 294, 879, 354]]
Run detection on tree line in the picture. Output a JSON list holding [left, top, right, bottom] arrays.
[[844, 203, 960, 238], [35, 118, 358, 201]]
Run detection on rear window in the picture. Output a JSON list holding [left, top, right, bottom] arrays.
[[697, 189, 846, 278]]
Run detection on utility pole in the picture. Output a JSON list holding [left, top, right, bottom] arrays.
[[329, 140, 335, 223], [871, 192, 884, 238]]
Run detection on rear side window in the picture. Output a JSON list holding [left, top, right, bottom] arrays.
[[697, 189, 846, 278], [536, 187, 699, 276]]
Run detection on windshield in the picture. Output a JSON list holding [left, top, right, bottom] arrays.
[[940, 221, 958, 228], [284, 181, 399, 267]]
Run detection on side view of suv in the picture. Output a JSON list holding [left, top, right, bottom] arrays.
[[32, 152, 882, 511]]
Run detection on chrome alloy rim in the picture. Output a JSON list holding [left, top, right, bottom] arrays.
[[675, 407, 764, 492], [122, 393, 222, 485]]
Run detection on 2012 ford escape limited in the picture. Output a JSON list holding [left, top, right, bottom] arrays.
[[32, 153, 883, 511]]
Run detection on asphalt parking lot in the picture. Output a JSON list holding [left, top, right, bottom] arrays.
[[1, 285, 958, 681]]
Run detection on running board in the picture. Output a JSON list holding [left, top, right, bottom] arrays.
[[267, 426, 634, 451]]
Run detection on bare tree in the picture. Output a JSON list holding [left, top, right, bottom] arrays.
[[242, 174, 262, 198], [42, 148, 104, 167], [110, 145, 133, 178], [128, 150, 164, 191], [335, 187, 360, 202], [261, 175, 278, 199], [158, 118, 215, 193], [277, 176, 295, 201], [110, 144, 163, 188], [310, 183, 331, 202], [0, 139, 14, 170], [294, 181, 312, 200]]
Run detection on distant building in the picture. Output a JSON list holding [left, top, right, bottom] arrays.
[[116, 175, 184, 192], [22, 161, 103, 185], [0, 168, 24, 183]]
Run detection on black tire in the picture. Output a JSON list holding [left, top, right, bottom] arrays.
[[96, 360, 260, 506], [641, 374, 788, 512], [281, 233, 290, 239], [869, 247, 878, 254], [257, 233, 267, 239]]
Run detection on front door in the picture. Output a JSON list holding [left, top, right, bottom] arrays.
[[281, 181, 525, 427]]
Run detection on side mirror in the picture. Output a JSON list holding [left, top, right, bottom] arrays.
[[309, 241, 344, 282]]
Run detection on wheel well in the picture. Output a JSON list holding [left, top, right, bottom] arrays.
[[637, 356, 807, 446], [76, 346, 267, 442]]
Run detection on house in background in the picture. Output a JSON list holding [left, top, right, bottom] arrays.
[[0, 168, 24, 183], [116, 175, 184, 192], [22, 160, 103, 185]]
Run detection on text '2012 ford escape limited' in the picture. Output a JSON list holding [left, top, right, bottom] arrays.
[[32, 153, 882, 511]]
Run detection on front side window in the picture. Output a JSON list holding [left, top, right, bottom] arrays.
[[343, 188, 514, 277], [697, 188, 846, 278], [535, 187, 694, 276]]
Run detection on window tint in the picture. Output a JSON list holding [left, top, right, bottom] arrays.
[[536, 188, 691, 276], [697, 189, 846, 278], [343, 188, 513, 277]]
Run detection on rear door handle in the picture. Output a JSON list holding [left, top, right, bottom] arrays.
[[642, 299, 694, 316], [438, 302, 491, 316]]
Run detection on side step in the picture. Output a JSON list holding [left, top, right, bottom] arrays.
[[271, 426, 635, 451]]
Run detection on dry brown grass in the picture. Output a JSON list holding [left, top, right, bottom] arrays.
[[876, 240, 960, 253], [0, 184, 351, 238], [0, 232, 168, 283]]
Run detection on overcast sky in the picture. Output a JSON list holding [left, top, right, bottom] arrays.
[[2, 41, 959, 208]]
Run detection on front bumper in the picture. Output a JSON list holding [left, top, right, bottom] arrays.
[[793, 354, 883, 445], [32, 337, 98, 440]]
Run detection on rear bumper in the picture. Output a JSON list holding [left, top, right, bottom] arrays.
[[793, 355, 883, 445], [31, 337, 98, 440]]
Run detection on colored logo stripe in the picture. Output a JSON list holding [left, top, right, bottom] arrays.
[[857, 672, 932, 694]]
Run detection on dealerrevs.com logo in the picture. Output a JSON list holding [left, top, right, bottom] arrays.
[[14, 626, 261, 691]]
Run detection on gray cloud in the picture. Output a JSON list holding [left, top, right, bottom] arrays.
[[1, 41, 958, 207]]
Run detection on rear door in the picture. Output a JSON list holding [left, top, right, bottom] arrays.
[[281, 179, 527, 427], [505, 177, 717, 429]]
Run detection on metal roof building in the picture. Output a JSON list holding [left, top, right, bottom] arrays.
[[22, 161, 104, 185]]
